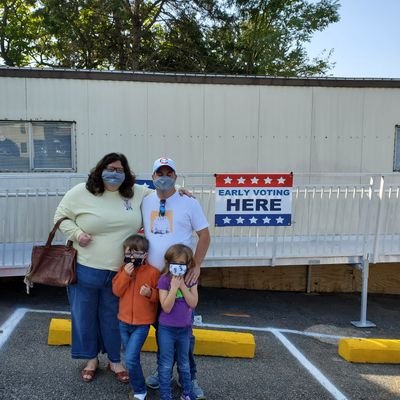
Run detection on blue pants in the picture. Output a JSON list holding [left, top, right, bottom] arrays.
[[158, 325, 194, 400], [67, 263, 120, 361], [154, 314, 197, 380], [120, 322, 149, 396], [188, 333, 197, 380]]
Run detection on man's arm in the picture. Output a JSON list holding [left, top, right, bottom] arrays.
[[185, 227, 210, 286]]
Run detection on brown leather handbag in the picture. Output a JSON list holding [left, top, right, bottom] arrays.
[[24, 217, 77, 292]]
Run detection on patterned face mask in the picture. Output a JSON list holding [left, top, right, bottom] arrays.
[[169, 263, 187, 277], [124, 250, 147, 267]]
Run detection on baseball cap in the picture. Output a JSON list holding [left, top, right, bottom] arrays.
[[152, 157, 177, 174]]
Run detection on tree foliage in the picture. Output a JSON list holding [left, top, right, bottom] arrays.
[[0, 0, 41, 66], [0, 0, 340, 76], [206, 0, 340, 75]]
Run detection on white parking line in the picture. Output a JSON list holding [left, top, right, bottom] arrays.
[[198, 321, 350, 400], [0, 308, 70, 350], [1, 309, 350, 399], [0, 308, 27, 349], [198, 321, 357, 340], [272, 329, 349, 400]]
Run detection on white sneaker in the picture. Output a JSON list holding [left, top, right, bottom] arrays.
[[128, 392, 147, 400]]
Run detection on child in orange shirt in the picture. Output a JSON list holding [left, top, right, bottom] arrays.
[[113, 234, 160, 400]]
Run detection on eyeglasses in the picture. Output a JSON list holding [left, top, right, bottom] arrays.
[[159, 199, 166, 217], [105, 167, 124, 173]]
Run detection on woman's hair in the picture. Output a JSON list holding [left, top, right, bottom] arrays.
[[161, 244, 195, 275], [86, 152, 135, 197], [123, 234, 149, 252]]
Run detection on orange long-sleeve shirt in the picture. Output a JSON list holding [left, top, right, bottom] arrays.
[[112, 263, 160, 325]]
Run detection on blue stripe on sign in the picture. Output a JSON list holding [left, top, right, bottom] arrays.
[[215, 214, 291, 227]]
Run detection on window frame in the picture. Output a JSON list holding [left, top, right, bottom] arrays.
[[0, 120, 76, 172]]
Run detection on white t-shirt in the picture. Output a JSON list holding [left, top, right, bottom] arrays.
[[142, 191, 209, 271]]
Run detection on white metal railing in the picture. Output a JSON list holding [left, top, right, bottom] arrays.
[[1, 173, 400, 276], [2, 172, 399, 328], [180, 173, 400, 267]]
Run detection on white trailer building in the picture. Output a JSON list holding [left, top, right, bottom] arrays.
[[1, 67, 400, 176], [1, 68, 400, 323]]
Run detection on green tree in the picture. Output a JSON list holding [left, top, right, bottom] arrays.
[[23, 0, 226, 70], [0, 0, 40, 66], [33, 0, 117, 68], [113, 0, 227, 71], [0, 0, 340, 76], [206, 0, 340, 76], [148, 11, 210, 72]]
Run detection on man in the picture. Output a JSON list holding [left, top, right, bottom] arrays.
[[142, 157, 211, 400]]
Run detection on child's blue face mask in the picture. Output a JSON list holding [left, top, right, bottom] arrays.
[[169, 263, 187, 277]]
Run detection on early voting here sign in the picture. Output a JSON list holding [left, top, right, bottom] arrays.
[[215, 173, 293, 227]]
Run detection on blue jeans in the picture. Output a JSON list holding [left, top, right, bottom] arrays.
[[67, 263, 120, 361], [119, 322, 149, 396], [158, 325, 194, 400], [154, 313, 197, 380], [188, 332, 196, 380]]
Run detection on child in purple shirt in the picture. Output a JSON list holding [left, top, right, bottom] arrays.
[[157, 244, 198, 400]]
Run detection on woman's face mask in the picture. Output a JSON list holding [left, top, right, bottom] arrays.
[[169, 263, 187, 277], [153, 176, 175, 192], [102, 169, 125, 186]]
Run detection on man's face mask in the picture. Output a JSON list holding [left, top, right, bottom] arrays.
[[169, 263, 187, 277], [124, 250, 147, 268], [153, 176, 175, 192]]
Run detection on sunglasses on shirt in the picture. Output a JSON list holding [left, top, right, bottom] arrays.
[[159, 199, 166, 217]]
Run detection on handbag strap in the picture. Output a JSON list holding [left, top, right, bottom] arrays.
[[45, 217, 71, 247]]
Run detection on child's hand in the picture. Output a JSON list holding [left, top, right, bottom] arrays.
[[140, 284, 152, 298], [179, 279, 187, 290], [170, 276, 182, 291], [124, 263, 135, 276]]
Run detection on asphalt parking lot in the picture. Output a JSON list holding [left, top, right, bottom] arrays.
[[1, 278, 400, 400]]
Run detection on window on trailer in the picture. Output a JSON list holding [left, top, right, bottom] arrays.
[[0, 121, 75, 172]]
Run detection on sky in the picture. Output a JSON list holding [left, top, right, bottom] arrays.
[[306, 0, 400, 78]]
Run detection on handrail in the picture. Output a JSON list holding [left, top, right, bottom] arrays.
[[1, 173, 400, 271]]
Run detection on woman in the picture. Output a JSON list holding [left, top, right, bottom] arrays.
[[54, 152, 152, 383]]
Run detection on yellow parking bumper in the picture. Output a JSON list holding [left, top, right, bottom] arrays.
[[48, 318, 255, 358]]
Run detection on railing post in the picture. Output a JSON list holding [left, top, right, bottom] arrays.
[[351, 255, 376, 328], [372, 176, 385, 263]]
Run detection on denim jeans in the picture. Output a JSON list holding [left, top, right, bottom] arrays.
[[67, 263, 120, 361], [119, 322, 149, 395], [158, 325, 194, 400], [154, 311, 197, 380], [188, 332, 196, 380]]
